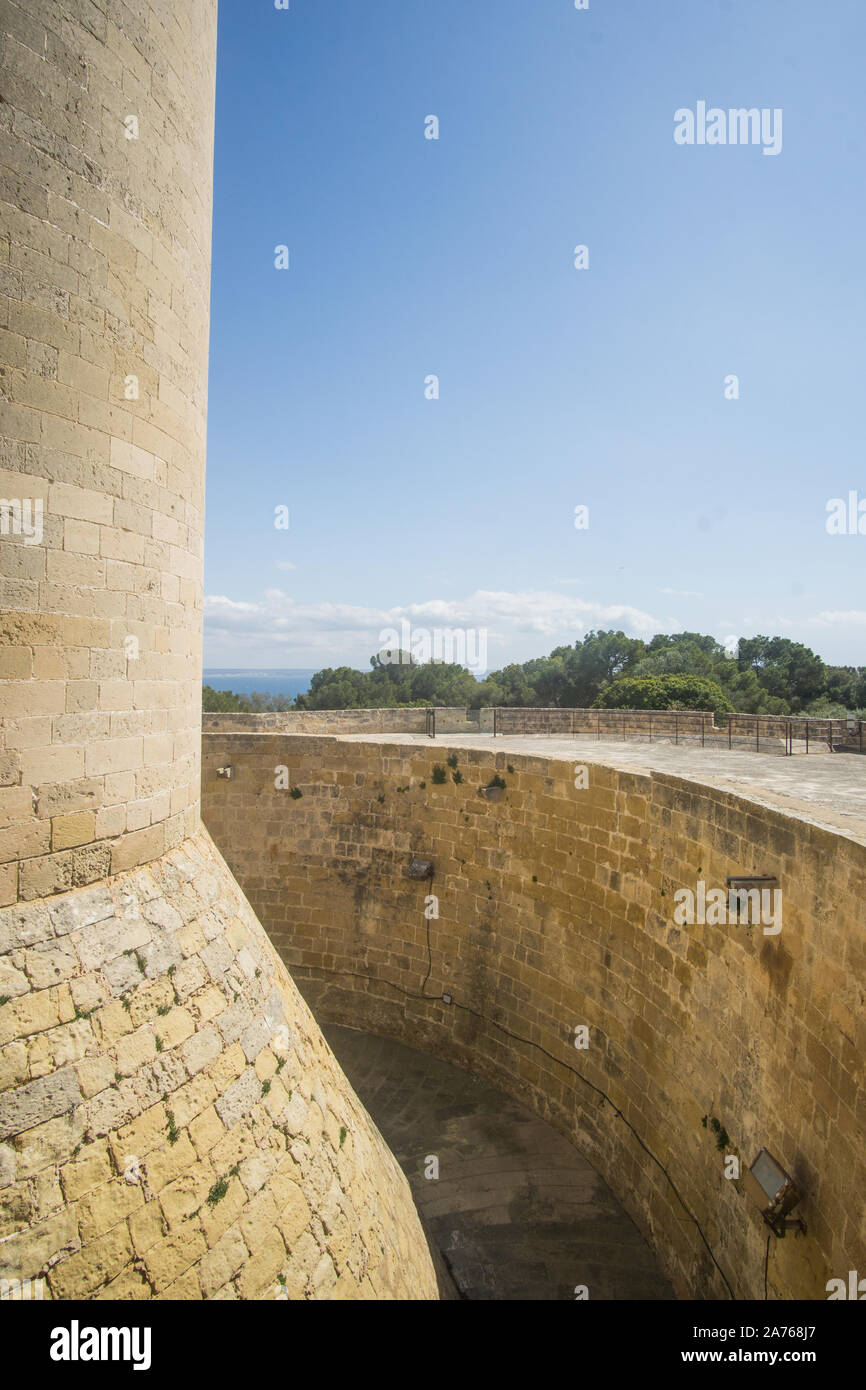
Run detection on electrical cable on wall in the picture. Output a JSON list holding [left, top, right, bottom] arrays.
[[313, 934, 737, 1300]]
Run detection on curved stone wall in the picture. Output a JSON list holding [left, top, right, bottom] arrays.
[[0, 828, 437, 1298], [0, 1, 439, 1301], [1, 0, 218, 899], [202, 732, 866, 1301]]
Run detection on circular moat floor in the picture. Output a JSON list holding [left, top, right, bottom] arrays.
[[324, 1024, 675, 1301]]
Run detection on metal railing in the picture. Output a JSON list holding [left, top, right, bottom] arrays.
[[491, 707, 864, 757], [425, 708, 436, 739]]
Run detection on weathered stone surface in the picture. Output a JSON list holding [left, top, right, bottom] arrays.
[[0, 0, 439, 1306], [181, 1026, 222, 1078], [215, 1067, 262, 1130], [202, 729, 866, 1302], [0, 904, 52, 956], [49, 888, 115, 938], [76, 918, 151, 972], [0, 1067, 81, 1140], [215, 996, 253, 1046], [0, 832, 438, 1300]]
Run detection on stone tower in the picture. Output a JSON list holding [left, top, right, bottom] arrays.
[[0, 0, 437, 1299]]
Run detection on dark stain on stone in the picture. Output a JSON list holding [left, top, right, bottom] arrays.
[[759, 939, 793, 997]]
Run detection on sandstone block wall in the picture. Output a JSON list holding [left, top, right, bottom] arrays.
[[0, 828, 437, 1299], [0, 0, 219, 903], [0, 0, 439, 1302], [202, 706, 852, 750], [203, 707, 485, 735], [202, 732, 866, 1301]]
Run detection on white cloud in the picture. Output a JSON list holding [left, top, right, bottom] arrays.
[[275, 561, 297, 572], [204, 587, 666, 667], [811, 610, 866, 626], [660, 587, 703, 598]]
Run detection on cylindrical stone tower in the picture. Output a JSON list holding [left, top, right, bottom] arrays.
[[0, 0, 438, 1300], [0, 0, 214, 904]]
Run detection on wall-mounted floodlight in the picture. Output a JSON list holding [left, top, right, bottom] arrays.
[[216, 766, 234, 780], [749, 1148, 806, 1237], [407, 857, 434, 880]]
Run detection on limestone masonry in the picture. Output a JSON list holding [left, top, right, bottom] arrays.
[[0, 0, 437, 1299], [1, 0, 864, 1305], [202, 731, 866, 1301]]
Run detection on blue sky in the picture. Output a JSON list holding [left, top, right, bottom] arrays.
[[204, 0, 866, 673]]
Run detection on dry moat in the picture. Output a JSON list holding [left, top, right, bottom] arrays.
[[1, 0, 864, 1304]]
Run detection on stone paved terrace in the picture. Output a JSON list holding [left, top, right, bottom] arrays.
[[325, 1025, 673, 1300], [336, 733, 866, 845]]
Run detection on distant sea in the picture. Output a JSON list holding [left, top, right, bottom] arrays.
[[202, 669, 320, 703]]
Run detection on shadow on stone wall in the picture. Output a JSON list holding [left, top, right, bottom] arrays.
[[202, 732, 866, 1301]]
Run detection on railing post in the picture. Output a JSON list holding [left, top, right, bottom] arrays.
[[675, 711, 678, 745], [756, 716, 759, 753], [597, 710, 600, 739], [701, 713, 705, 748], [728, 715, 732, 750], [649, 712, 652, 743]]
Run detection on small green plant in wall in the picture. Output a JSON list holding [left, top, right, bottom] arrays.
[[431, 765, 447, 785], [701, 1114, 732, 1154]]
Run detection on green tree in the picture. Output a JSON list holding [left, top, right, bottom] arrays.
[[737, 636, 826, 711], [592, 674, 734, 719]]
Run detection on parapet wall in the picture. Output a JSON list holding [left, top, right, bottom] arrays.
[[203, 707, 489, 735], [202, 732, 866, 1301], [202, 707, 855, 750]]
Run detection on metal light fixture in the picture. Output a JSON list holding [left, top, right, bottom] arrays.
[[749, 1148, 806, 1237]]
